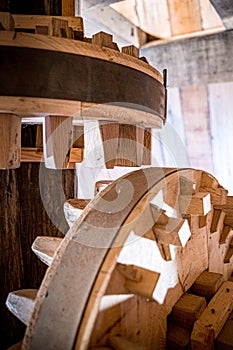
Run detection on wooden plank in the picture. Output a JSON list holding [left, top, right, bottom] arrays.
[[180, 86, 213, 172], [170, 293, 206, 330], [142, 128, 151, 165], [6, 289, 37, 326], [167, 0, 202, 36], [141, 31, 233, 87], [199, 0, 224, 30], [189, 271, 224, 299], [21, 148, 43, 162], [216, 310, 233, 349], [99, 122, 119, 169], [108, 335, 146, 350], [111, 0, 172, 38], [31, 236, 63, 266], [43, 116, 73, 169], [35, 25, 49, 35], [13, 15, 83, 32], [191, 281, 233, 349], [0, 114, 21, 169], [210, 0, 233, 29]]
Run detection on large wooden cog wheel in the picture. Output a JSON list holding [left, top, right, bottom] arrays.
[[6, 167, 233, 349]]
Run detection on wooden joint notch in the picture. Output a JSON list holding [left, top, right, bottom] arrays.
[[224, 237, 233, 264], [210, 208, 225, 233], [116, 263, 160, 299]]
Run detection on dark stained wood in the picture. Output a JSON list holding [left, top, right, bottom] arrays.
[[0, 46, 166, 122], [9, 0, 61, 15], [0, 163, 75, 348], [210, 0, 233, 29], [141, 30, 233, 87]]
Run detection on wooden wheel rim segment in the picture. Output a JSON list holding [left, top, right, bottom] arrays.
[[0, 30, 166, 128], [20, 167, 233, 350]]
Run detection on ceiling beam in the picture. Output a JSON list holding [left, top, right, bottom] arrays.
[[141, 29, 233, 87], [209, 0, 233, 29]]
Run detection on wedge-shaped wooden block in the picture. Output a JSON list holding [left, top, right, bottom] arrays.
[[191, 281, 233, 349], [150, 203, 169, 226], [0, 113, 21, 169], [108, 335, 146, 350], [64, 199, 90, 227], [117, 263, 160, 299], [170, 293, 206, 330], [31, 236, 62, 266], [166, 324, 191, 350], [179, 192, 211, 216], [43, 115, 73, 169], [6, 289, 37, 325], [189, 271, 224, 299], [153, 218, 191, 247], [224, 237, 233, 263], [179, 176, 194, 195], [216, 311, 233, 350]]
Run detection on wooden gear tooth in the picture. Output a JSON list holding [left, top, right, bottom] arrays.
[[31, 236, 63, 266]]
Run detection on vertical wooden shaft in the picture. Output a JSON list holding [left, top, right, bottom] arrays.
[[62, 0, 75, 16], [0, 113, 21, 169]]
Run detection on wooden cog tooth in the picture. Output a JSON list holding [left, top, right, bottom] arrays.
[[6, 289, 37, 326], [220, 224, 231, 244], [210, 208, 225, 233], [64, 199, 90, 228], [179, 192, 211, 216], [189, 271, 224, 300], [31, 236, 62, 266]]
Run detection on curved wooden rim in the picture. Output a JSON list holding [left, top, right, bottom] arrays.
[[0, 31, 163, 83], [23, 167, 193, 350]]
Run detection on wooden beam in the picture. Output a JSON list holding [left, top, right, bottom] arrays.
[[189, 271, 224, 299], [0, 114, 21, 169], [43, 116, 73, 169], [210, 0, 233, 29], [141, 30, 233, 87]]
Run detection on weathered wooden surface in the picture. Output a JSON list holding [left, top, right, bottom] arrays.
[[210, 0, 233, 29], [0, 163, 75, 349], [142, 30, 233, 87], [6, 290, 37, 326]]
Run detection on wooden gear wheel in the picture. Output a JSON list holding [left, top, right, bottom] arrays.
[[6, 167, 233, 349]]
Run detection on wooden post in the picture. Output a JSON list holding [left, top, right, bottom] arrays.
[[0, 113, 21, 169]]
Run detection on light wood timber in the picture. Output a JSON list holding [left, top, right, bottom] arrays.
[[6, 290, 37, 326], [92, 31, 118, 51], [0, 113, 21, 169], [64, 199, 90, 227], [191, 281, 233, 349], [13, 15, 83, 32], [167, 0, 202, 36], [35, 25, 49, 35], [43, 116, 73, 169], [141, 30, 233, 87], [48, 17, 69, 37], [170, 293, 206, 330], [31, 236, 63, 266], [108, 335, 146, 350], [116, 124, 144, 167], [210, 0, 233, 29], [210, 209, 225, 233], [189, 271, 224, 299]]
